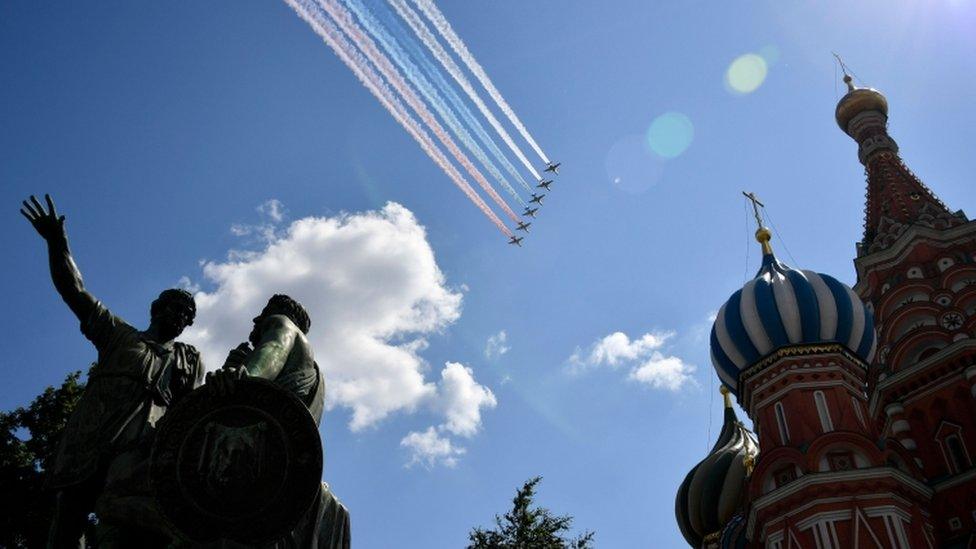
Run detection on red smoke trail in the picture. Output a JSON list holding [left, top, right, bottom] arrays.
[[389, 0, 543, 182], [284, 0, 513, 236], [414, 0, 551, 165], [317, 0, 519, 223]]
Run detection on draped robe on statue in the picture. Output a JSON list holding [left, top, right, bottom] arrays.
[[269, 359, 351, 549]]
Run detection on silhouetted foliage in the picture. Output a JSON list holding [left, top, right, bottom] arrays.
[[0, 371, 86, 548], [468, 476, 594, 549]]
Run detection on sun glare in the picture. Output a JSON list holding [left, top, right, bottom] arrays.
[[647, 112, 694, 159], [726, 53, 768, 94]]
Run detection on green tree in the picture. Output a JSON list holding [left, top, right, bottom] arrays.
[[468, 477, 594, 549], [0, 371, 86, 548]]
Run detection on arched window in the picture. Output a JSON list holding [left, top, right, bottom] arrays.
[[946, 435, 970, 474], [936, 422, 972, 475], [814, 391, 833, 433], [918, 347, 941, 361], [775, 401, 790, 445]]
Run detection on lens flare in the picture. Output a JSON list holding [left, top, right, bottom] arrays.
[[758, 45, 780, 67], [606, 134, 665, 194], [647, 112, 694, 159], [726, 54, 768, 94]]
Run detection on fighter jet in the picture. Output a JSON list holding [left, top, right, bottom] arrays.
[[537, 179, 553, 191], [523, 206, 539, 218], [508, 235, 524, 247], [516, 221, 531, 232], [544, 162, 561, 174], [529, 193, 545, 205]]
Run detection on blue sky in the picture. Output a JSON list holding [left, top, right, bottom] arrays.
[[3, 1, 975, 547]]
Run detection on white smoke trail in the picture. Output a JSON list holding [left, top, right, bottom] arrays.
[[283, 0, 512, 236], [318, 0, 519, 223], [378, 1, 533, 193], [413, 0, 551, 165], [343, 0, 526, 207], [389, 0, 542, 182]]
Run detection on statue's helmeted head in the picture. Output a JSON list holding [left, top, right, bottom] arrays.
[[150, 288, 196, 339], [250, 294, 311, 344]]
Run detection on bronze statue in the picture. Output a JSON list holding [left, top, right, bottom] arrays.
[[211, 294, 324, 423], [208, 295, 351, 548], [21, 195, 205, 548]]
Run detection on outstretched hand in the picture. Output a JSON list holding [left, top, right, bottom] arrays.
[[20, 194, 66, 242]]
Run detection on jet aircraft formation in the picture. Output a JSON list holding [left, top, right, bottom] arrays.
[[284, 0, 559, 246], [507, 161, 561, 245]]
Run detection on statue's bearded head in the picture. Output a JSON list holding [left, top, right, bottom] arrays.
[[150, 288, 196, 340], [249, 294, 311, 345]]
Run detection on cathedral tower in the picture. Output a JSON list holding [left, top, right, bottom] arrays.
[[838, 74, 976, 543], [709, 219, 932, 547], [676, 70, 976, 548]]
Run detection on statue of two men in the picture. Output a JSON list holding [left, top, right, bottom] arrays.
[[22, 195, 349, 548], [22, 195, 203, 547]]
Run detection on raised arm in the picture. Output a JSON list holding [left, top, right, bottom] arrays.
[[20, 194, 97, 322], [243, 315, 298, 381]]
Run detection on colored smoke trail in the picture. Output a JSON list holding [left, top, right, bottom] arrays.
[[413, 0, 551, 165], [318, 0, 519, 223], [283, 0, 512, 236], [377, 1, 533, 193], [343, 0, 526, 207], [389, 0, 542, 182]]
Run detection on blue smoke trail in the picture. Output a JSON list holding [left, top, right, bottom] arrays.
[[343, 0, 526, 205], [371, 1, 533, 193]]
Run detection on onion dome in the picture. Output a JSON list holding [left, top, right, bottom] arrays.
[[835, 74, 888, 131], [832, 71, 968, 256], [718, 514, 748, 549], [675, 387, 757, 547], [710, 225, 878, 395]]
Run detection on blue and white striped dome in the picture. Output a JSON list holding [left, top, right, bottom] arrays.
[[710, 250, 877, 395]]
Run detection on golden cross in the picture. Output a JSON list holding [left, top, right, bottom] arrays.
[[832, 52, 856, 92], [742, 191, 765, 230]]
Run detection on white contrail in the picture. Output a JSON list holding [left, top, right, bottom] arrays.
[[381, 8, 534, 193], [389, 0, 542, 182], [283, 0, 512, 236], [379, 0, 533, 192], [413, 0, 551, 166], [318, 0, 519, 223], [343, 0, 526, 207]]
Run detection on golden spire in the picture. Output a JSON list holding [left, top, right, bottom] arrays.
[[742, 191, 773, 255], [832, 53, 889, 133], [719, 384, 733, 409], [833, 53, 856, 92]]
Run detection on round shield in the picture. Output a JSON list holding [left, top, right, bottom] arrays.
[[151, 377, 323, 543]]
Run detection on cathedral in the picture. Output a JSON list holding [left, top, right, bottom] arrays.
[[675, 74, 976, 547]]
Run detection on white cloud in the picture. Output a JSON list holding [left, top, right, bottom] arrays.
[[400, 427, 466, 469], [484, 330, 510, 359], [398, 362, 496, 468], [257, 198, 286, 223], [182, 202, 463, 431], [228, 199, 286, 242], [436, 362, 497, 438], [177, 275, 200, 294], [628, 353, 696, 391], [589, 331, 673, 367], [567, 330, 695, 391]]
